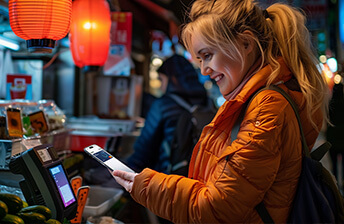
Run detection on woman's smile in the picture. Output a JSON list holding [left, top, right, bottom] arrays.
[[213, 74, 224, 82]]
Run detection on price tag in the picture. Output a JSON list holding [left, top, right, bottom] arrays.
[[6, 108, 23, 138], [70, 186, 90, 224], [28, 110, 49, 133], [71, 176, 83, 196]]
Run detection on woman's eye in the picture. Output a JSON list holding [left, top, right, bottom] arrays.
[[196, 52, 212, 64], [203, 53, 212, 61]]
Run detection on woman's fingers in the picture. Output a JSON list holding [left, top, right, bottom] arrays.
[[113, 170, 136, 181], [112, 170, 138, 193], [113, 176, 131, 192]]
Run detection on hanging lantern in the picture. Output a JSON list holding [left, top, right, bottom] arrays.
[[8, 0, 72, 53], [69, 0, 111, 68]]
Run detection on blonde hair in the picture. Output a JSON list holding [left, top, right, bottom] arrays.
[[181, 0, 329, 129]]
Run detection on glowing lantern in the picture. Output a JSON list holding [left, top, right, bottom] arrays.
[[8, 0, 72, 53], [69, 0, 111, 68]]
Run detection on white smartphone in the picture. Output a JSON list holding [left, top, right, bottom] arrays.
[[84, 144, 134, 173]]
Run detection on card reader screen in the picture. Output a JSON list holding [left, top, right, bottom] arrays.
[[49, 165, 76, 208]]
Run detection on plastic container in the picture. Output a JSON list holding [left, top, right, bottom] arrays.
[[69, 130, 110, 152], [83, 186, 123, 218], [67, 117, 135, 152]]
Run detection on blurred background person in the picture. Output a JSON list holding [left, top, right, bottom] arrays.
[[126, 53, 210, 173], [326, 77, 344, 191]]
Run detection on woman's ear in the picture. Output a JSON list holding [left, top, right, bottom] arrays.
[[240, 30, 256, 55]]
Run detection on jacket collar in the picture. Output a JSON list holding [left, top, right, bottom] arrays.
[[214, 58, 292, 123], [238, 58, 292, 102]]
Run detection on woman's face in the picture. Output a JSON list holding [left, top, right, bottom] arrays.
[[191, 35, 252, 97]]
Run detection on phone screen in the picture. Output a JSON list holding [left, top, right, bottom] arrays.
[[93, 150, 113, 163], [85, 145, 134, 173]]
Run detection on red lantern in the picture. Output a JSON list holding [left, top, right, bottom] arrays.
[[69, 0, 111, 68], [8, 0, 72, 53]]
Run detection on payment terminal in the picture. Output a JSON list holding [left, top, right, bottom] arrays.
[[9, 144, 77, 221]]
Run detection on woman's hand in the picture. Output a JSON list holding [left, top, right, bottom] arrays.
[[112, 170, 138, 193]]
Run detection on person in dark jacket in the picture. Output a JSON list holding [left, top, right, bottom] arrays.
[[326, 81, 344, 185], [126, 54, 209, 173]]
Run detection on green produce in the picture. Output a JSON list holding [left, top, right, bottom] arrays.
[[19, 205, 52, 220], [17, 212, 46, 224], [0, 200, 8, 219], [0, 193, 23, 214], [0, 214, 24, 224], [21, 201, 28, 208], [46, 219, 62, 224]]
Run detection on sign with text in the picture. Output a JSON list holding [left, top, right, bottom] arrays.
[[6, 74, 32, 100], [104, 12, 133, 76]]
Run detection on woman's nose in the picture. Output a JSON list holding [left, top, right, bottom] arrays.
[[201, 64, 212, 76]]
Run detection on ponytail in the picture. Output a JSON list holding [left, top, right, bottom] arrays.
[[265, 4, 329, 129]]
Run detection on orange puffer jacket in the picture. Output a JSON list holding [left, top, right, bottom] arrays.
[[130, 60, 323, 223]]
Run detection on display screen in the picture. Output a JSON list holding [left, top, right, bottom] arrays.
[[94, 150, 113, 162], [49, 165, 76, 208]]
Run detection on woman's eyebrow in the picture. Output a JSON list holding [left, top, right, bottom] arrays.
[[197, 48, 207, 55]]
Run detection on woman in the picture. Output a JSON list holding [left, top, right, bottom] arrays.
[[112, 0, 329, 222]]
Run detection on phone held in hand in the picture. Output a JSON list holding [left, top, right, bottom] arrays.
[[84, 144, 135, 173]]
